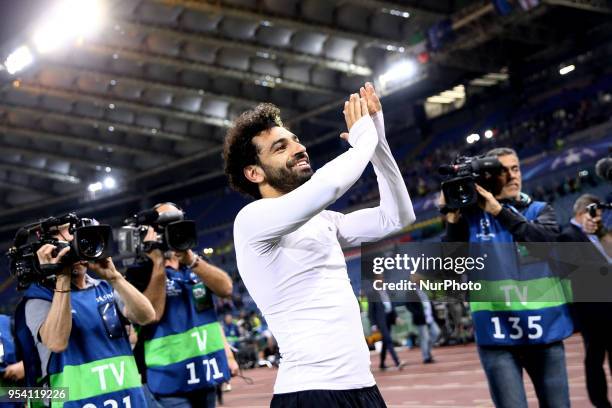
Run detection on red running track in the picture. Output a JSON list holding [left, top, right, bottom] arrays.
[[221, 335, 601, 407]]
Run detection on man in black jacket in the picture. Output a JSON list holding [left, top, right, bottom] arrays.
[[440, 147, 571, 408], [559, 194, 612, 408]]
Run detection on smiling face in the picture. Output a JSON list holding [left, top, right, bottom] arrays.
[[494, 154, 522, 200], [244, 126, 313, 197]]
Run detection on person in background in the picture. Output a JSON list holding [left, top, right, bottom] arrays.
[[406, 289, 440, 364], [441, 147, 572, 408], [16, 222, 155, 407], [368, 287, 405, 371], [222, 313, 241, 349], [0, 314, 24, 408], [125, 202, 236, 408], [559, 194, 611, 408]]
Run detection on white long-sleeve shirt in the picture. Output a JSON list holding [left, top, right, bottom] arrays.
[[233, 112, 415, 394]]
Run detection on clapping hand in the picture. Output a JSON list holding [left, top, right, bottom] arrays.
[[360, 82, 382, 115], [341, 93, 369, 141]]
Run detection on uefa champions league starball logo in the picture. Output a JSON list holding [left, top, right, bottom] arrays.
[[476, 217, 496, 241]]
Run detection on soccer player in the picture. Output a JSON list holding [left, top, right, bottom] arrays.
[[223, 84, 415, 407]]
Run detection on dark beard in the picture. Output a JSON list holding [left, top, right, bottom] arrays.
[[261, 160, 313, 194]]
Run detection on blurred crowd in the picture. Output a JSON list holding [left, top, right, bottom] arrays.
[[347, 89, 612, 207]]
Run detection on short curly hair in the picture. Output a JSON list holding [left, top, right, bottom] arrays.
[[223, 103, 284, 199]]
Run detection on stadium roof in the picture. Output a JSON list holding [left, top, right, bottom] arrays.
[[0, 0, 610, 229]]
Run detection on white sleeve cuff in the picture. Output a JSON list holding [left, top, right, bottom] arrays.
[[347, 115, 377, 148]]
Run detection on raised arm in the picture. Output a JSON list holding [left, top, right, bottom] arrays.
[[177, 250, 233, 298], [137, 229, 169, 322], [89, 257, 156, 326], [496, 203, 560, 242], [35, 244, 73, 353], [141, 252, 168, 322], [236, 95, 378, 251], [333, 85, 415, 247]]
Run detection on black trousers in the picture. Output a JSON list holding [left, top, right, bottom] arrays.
[[270, 385, 387, 408], [371, 308, 400, 368], [379, 312, 400, 368], [581, 324, 612, 408]]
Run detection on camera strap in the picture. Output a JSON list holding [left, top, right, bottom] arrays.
[[142, 241, 164, 253], [39, 263, 64, 275], [438, 206, 454, 215]]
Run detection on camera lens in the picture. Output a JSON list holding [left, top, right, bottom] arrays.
[[442, 177, 477, 209], [74, 225, 111, 260], [79, 233, 105, 258], [166, 221, 197, 251], [169, 227, 190, 251]]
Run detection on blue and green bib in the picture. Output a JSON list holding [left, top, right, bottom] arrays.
[[18, 281, 146, 408], [466, 201, 573, 346], [141, 266, 230, 396]]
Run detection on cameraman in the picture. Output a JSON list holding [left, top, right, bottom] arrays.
[[125, 203, 235, 408], [440, 147, 572, 408], [15, 222, 156, 407]]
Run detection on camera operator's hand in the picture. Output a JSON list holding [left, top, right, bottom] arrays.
[[438, 191, 461, 224], [36, 244, 71, 280], [360, 82, 382, 115], [143, 226, 157, 243], [145, 248, 164, 264], [176, 249, 196, 266], [36, 244, 70, 266], [142, 226, 164, 264], [228, 356, 239, 376], [3, 361, 24, 382], [88, 257, 122, 282], [475, 184, 503, 216]]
